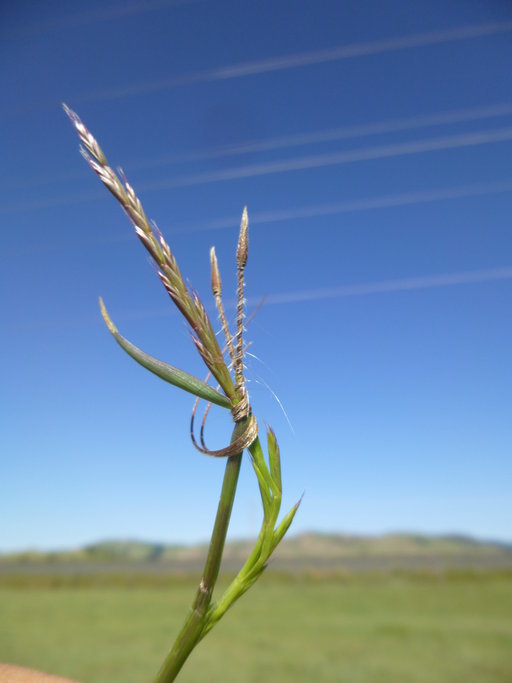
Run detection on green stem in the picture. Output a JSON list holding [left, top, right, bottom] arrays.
[[201, 526, 265, 638], [153, 417, 248, 683]]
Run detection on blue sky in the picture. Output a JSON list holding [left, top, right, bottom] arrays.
[[1, 0, 511, 552]]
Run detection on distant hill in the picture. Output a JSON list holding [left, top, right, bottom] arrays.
[[2, 533, 512, 574]]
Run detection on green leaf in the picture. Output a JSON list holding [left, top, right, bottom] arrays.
[[271, 495, 303, 553], [99, 297, 231, 408], [267, 427, 282, 496], [247, 437, 274, 516], [248, 438, 274, 491], [251, 461, 272, 516]]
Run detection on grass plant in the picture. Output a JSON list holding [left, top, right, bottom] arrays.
[[62, 105, 300, 682]]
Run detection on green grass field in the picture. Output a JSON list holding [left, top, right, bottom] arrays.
[[1, 574, 511, 683]]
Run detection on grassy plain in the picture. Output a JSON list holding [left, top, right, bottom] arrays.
[[1, 573, 511, 683]]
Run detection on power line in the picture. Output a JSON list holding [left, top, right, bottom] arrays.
[[133, 126, 512, 191], [127, 102, 512, 171], [8, 101, 512, 190], [3, 127, 512, 214], [246, 267, 512, 306], [6, 178, 512, 256], [6, 266, 511, 333], [171, 179, 512, 234], [72, 21, 512, 104], [132, 103, 512, 168]]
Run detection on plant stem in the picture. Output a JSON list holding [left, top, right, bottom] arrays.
[[153, 417, 248, 683]]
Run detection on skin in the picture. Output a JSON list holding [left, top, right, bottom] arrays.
[[0, 665, 79, 683]]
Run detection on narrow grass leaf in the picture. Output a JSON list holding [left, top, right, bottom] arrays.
[[267, 427, 282, 495], [271, 497, 303, 552], [248, 438, 274, 491], [99, 298, 231, 408], [250, 460, 272, 514]]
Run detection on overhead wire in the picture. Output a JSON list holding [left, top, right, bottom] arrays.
[[7, 101, 512, 190], [5, 126, 512, 213], [72, 20, 512, 103]]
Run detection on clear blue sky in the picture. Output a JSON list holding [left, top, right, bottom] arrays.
[[1, 0, 511, 552]]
